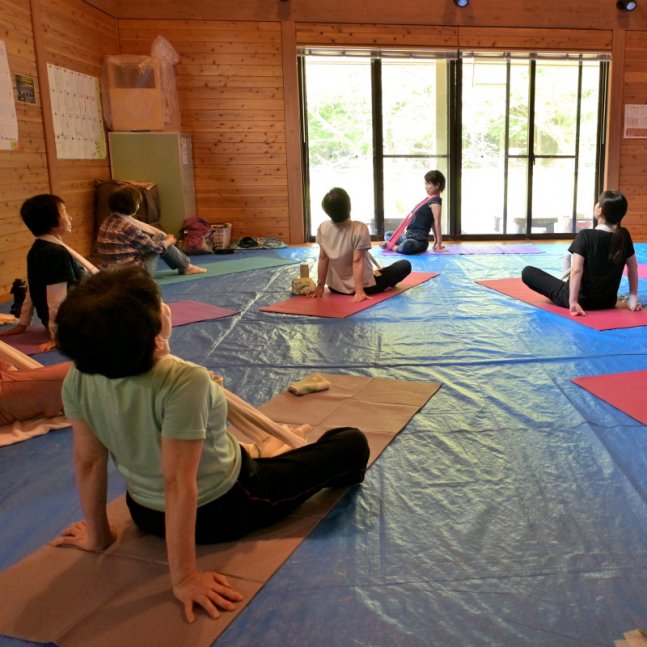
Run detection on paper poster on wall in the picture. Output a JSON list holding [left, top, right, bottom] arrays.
[[624, 104, 647, 138], [0, 40, 19, 151], [15, 74, 35, 104], [47, 64, 106, 159]]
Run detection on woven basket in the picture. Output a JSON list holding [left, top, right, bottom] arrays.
[[210, 223, 232, 250]]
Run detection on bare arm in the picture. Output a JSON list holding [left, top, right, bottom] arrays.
[[568, 253, 586, 316], [350, 248, 369, 303], [51, 419, 115, 551], [431, 203, 444, 250], [41, 282, 68, 351], [626, 254, 642, 311], [310, 247, 329, 299], [162, 437, 242, 623]]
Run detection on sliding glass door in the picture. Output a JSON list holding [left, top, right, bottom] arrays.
[[300, 50, 607, 240]]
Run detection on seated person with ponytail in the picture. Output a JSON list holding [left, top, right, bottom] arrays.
[[521, 190, 641, 316]]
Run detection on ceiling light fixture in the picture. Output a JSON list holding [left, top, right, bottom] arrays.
[[617, 1, 638, 10], [454, 0, 469, 7]]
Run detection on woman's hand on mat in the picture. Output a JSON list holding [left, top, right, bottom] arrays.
[[628, 294, 642, 311], [569, 301, 586, 317], [308, 285, 325, 299], [173, 570, 244, 623], [433, 243, 446, 252], [350, 290, 370, 304], [50, 520, 116, 552], [37, 340, 57, 352], [0, 323, 27, 337]]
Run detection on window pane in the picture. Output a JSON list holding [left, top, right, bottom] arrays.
[[382, 60, 448, 156], [509, 62, 529, 155], [575, 63, 601, 232], [305, 57, 374, 236], [507, 158, 528, 233], [461, 57, 507, 234], [532, 158, 575, 234], [534, 61, 579, 156]]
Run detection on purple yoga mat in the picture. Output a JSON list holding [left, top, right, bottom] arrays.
[[380, 244, 544, 255]]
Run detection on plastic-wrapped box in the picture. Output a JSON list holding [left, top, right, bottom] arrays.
[[101, 55, 165, 131]]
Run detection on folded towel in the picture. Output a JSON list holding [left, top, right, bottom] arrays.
[[288, 373, 332, 396]]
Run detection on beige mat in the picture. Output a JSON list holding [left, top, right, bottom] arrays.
[[0, 373, 440, 647]]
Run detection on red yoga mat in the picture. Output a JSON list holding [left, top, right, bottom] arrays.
[[476, 277, 647, 331], [260, 272, 438, 318], [2, 301, 239, 355], [572, 369, 647, 425]]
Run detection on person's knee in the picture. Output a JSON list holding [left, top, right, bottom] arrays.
[[396, 259, 412, 279], [397, 240, 418, 254], [321, 426, 369, 464], [521, 266, 533, 285]]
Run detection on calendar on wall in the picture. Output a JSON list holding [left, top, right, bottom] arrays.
[[47, 63, 106, 159], [624, 104, 647, 139]]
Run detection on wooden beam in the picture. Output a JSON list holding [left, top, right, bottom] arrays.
[[29, 0, 58, 194], [605, 28, 625, 190], [281, 20, 304, 244]]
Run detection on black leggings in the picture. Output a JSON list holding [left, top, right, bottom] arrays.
[[521, 265, 616, 310], [365, 260, 412, 294], [126, 426, 370, 544], [521, 266, 570, 307]]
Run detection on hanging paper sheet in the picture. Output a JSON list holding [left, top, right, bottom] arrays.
[[0, 41, 18, 151], [47, 64, 106, 160]]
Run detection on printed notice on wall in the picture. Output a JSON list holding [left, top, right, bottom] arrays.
[[0, 40, 19, 150], [47, 64, 106, 159], [624, 104, 647, 138]]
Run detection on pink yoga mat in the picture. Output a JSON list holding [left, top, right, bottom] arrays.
[[168, 300, 238, 327], [2, 301, 239, 355], [0, 325, 49, 355], [476, 277, 647, 330], [630, 264, 647, 279], [572, 369, 647, 425], [260, 272, 438, 318]]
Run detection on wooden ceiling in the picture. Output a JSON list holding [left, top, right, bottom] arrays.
[[79, 0, 647, 30]]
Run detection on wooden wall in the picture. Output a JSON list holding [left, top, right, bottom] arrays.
[[0, 0, 49, 295], [4, 0, 647, 294], [620, 31, 647, 239], [0, 0, 118, 296], [117, 20, 290, 241]]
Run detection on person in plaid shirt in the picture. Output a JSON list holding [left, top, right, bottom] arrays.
[[97, 186, 206, 276]]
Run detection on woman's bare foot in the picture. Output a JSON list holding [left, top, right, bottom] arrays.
[[181, 264, 207, 275]]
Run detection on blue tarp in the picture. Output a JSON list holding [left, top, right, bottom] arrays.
[[2, 243, 647, 646]]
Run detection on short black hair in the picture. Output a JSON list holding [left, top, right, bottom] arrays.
[[424, 170, 446, 193], [321, 187, 351, 223], [20, 194, 65, 236], [56, 266, 162, 378], [108, 186, 142, 216]]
